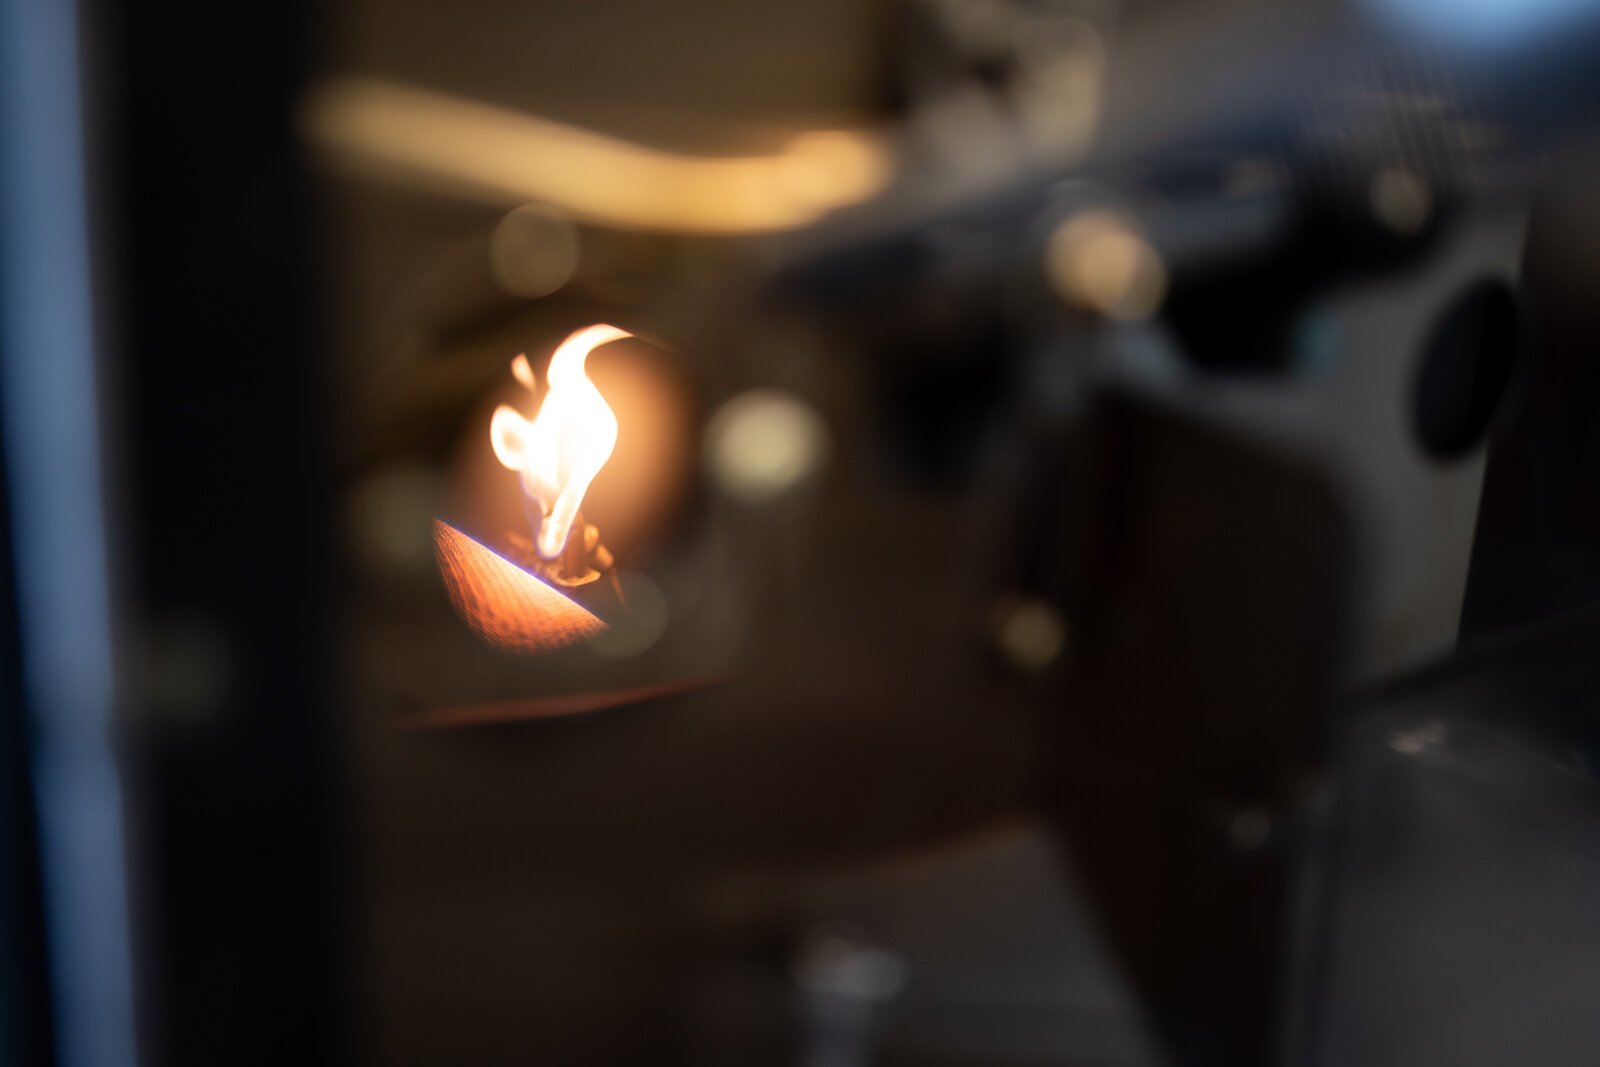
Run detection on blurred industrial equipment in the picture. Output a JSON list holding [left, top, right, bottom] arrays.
[[6, 0, 1600, 1065]]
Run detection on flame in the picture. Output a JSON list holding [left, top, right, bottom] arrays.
[[490, 324, 627, 559]]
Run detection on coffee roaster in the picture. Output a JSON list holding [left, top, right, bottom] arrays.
[[6, 0, 1600, 1065]]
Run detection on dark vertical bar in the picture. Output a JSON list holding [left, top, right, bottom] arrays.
[[0, 468, 56, 1065], [1041, 399, 1351, 1067], [96, 0, 340, 1062], [1461, 182, 1600, 640]]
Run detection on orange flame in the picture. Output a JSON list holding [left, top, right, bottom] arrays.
[[434, 520, 606, 653], [489, 325, 627, 558]]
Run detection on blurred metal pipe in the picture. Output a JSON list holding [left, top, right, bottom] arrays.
[[0, 0, 136, 1065]]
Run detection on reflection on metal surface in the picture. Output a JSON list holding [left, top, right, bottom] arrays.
[[704, 389, 830, 503], [1370, 168, 1434, 235], [434, 519, 606, 652], [795, 923, 909, 1067], [1045, 210, 1167, 320], [393, 677, 717, 729], [1389, 721, 1448, 753], [306, 79, 892, 233], [992, 596, 1069, 671], [489, 204, 580, 298], [347, 463, 443, 578], [588, 569, 670, 658]]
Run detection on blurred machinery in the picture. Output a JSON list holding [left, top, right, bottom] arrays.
[[6, 0, 1600, 1065]]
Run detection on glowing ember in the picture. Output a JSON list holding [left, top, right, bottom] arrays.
[[434, 520, 606, 653], [490, 324, 627, 560]]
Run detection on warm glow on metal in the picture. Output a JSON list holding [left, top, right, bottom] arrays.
[[434, 520, 606, 653], [490, 325, 626, 559], [305, 79, 892, 233], [1045, 210, 1167, 321]]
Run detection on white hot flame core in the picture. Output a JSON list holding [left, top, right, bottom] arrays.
[[490, 324, 627, 559]]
